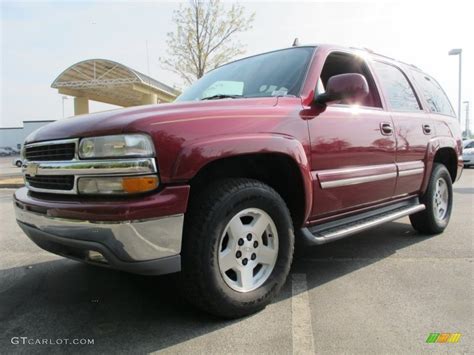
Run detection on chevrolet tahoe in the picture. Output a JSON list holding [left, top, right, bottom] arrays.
[[14, 44, 463, 318]]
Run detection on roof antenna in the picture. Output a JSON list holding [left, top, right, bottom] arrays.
[[292, 38, 300, 47]]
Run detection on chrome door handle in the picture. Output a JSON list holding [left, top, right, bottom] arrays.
[[422, 124, 432, 135], [380, 122, 393, 135]]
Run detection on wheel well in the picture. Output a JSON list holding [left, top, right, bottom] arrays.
[[189, 154, 306, 227], [433, 147, 457, 181]]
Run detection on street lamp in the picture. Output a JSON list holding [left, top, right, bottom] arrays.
[[463, 101, 470, 138], [448, 48, 462, 121], [62, 96, 69, 118]]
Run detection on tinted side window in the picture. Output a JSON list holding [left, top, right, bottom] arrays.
[[319, 52, 382, 108], [411, 71, 455, 116], [372, 61, 421, 111]]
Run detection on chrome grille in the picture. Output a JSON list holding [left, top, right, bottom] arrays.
[[22, 138, 157, 195], [25, 143, 76, 161], [26, 175, 75, 191]]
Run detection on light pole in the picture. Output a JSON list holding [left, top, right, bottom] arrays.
[[62, 96, 69, 118], [463, 101, 470, 138], [448, 48, 462, 122]]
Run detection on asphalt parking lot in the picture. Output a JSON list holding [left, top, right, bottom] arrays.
[[0, 156, 22, 177], [0, 169, 472, 354]]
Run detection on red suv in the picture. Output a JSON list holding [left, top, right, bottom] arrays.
[[14, 44, 463, 318]]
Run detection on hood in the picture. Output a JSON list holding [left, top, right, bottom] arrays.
[[24, 98, 279, 144]]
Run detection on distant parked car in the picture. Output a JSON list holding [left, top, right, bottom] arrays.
[[463, 139, 474, 167], [0, 148, 11, 157], [12, 157, 23, 167]]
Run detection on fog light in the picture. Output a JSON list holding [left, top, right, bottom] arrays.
[[78, 175, 159, 195]]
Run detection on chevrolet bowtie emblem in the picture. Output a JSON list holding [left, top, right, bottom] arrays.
[[25, 163, 39, 177]]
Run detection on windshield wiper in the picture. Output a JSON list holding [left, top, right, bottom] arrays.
[[201, 94, 243, 100]]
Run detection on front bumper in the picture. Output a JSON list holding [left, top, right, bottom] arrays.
[[17, 220, 181, 275], [14, 186, 190, 275]]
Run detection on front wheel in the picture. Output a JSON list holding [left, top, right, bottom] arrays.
[[409, 163, 453, 234], [180, 178, 294, 318]]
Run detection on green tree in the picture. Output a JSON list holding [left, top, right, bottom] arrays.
[[160, 0, 254, 85]]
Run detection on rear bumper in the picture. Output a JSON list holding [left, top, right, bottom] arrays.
[[14, 186, 190, 275]]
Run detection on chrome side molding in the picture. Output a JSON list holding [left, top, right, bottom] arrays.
[[397, 160, 425, 177], [320, 172, 396, 189], [398, 168, 424, 177], [316, 161, 425, 189]]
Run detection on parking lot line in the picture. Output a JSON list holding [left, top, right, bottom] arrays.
[[291, 273, 315, 354]]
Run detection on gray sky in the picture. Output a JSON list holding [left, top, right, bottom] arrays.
[[1, 0, 472, 132]]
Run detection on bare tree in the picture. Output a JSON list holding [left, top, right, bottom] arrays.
[[160, 0, 255, 85]]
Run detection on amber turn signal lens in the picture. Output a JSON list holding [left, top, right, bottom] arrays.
[[122, 176, 159, 193]]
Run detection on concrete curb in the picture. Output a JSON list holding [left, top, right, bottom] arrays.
[[0, 176, 24, 189], [0, 184, 24, 189]]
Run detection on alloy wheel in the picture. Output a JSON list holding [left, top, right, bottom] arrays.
[[433, 177, 449, 222], [218, 208, 279, 292]]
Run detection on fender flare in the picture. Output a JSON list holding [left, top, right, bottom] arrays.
[[421, 136, 461, 194], [172, 133, 313, 222]]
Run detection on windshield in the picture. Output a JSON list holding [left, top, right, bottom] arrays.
[[176, 47, 315, 102]]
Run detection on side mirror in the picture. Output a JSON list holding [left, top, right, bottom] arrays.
[[315, 73, 369, 105]]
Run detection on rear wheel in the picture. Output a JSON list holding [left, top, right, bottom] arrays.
[[409, 163, 453, 234], [180, 178, 294, 318]]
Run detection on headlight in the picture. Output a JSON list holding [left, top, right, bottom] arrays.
[[78, 175, 159, 195], [78, 134, 154, 159]]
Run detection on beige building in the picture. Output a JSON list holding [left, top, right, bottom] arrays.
[[51, 59, 180, 116]]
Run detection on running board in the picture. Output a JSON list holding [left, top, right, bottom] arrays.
[[300, 202, 425, 245]]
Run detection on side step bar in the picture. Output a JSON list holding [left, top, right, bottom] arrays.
[[300, 202, 425, 245]]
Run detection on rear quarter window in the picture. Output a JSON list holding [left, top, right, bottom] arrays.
[[411, 71, 455, 116], [372, 61, 421, 112]]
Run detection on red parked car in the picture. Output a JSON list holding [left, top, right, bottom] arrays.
[[14, 44, 463, 318]]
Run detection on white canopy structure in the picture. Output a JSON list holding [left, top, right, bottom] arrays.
[[52, 59, 180, 115]]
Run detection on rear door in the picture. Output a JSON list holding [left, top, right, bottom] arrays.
[[371, 61, 430, 197], [308, 51, 397, 219]]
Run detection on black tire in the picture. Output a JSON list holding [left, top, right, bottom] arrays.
[[180, 178, 294, 318], [16, 160, 22, 167], [409, 163, 453, 234]]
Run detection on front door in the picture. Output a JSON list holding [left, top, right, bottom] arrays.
[[307, 51, 397, 220]]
